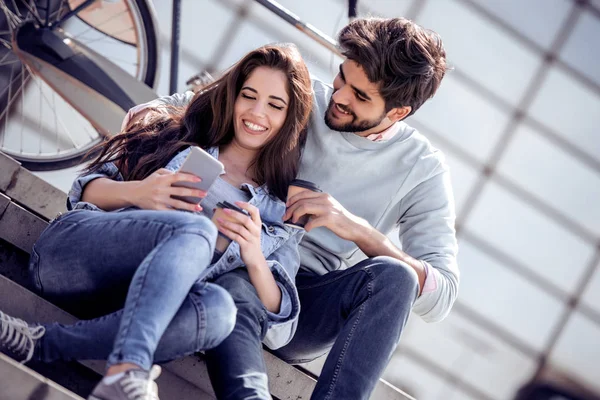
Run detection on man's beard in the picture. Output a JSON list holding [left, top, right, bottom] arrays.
[[324, 97, 387, 133]]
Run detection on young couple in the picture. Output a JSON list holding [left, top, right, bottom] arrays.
[[0, 17, 459, 400]]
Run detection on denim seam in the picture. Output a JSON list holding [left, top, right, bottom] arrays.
[[31, 248, 44, 294], [324, 268, 373, 400], [192, 292, 207, 353], [110, 227, 176, 366]]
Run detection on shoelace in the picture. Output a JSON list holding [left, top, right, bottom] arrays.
[[120, 365, 161, 400], [0, 311, 45, 363]]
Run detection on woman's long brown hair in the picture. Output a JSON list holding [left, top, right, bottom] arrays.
[[84, 43, 313, 201]]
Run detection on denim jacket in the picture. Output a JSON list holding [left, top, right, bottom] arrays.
[[67, 147, 303, 349]]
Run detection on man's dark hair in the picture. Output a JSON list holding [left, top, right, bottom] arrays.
[[338, 18, 448, 117]]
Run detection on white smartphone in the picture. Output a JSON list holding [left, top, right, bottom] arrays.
[[172, 146, 225, 204]]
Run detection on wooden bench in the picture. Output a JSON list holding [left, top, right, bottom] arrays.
[[0, 150, 412, 400]]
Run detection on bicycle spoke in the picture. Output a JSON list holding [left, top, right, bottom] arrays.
[[52, 0, 97, 28], [23, 0, 43, 25], [28, 71, 80, 148], [9, 0, 23, 18], [52, 90, 59, 151], [77, 26, 134, 46], [0, 38, 12, 49], [0, 50, 15, 65], [0, 58, 20, 67], [20, 64, 25, 152], [0, 70, 29, 122], [0, 2, 23, 30], [0, 62, 16, 148], [71, 8, 130, 39], [49, 0, 68, 24], [37, 66, 43, 153], [0, 65, 24, 100]]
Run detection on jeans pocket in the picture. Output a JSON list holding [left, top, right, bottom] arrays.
[[28, 246, 43, 294]]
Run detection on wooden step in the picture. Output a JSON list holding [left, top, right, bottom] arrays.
[[0, 352, 84, 400]]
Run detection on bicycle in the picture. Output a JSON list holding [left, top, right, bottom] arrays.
[[0, 0, 160, 170]]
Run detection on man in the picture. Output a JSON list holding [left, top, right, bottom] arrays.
[[134, 17, 458, 399]]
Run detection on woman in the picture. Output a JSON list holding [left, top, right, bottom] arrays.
[[0, 43, 312, 400]]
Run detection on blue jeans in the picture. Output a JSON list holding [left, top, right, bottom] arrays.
[[29, 209, 236, 370], [206, 256, 419, 400]]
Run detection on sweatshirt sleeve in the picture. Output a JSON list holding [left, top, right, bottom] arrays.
[[121, 91, 196, 130], [397, 164, 459, 323]]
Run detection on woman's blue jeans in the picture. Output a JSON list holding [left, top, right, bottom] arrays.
[[29, 209, 236, 370]]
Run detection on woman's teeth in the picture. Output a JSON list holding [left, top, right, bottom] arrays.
[[244, 121, 268, 132]]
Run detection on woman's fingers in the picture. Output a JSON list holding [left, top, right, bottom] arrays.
[[217, 219, 249, 243], [167, 172, 201, 185], [167, 186, 207, 200], [222, 208, 257, 234], [234, 202, 261, 225], [167, 197, 202, 212]]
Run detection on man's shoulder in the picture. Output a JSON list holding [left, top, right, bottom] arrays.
[[156, 91, 195, 107], [395, 122, 448, 175], [310, 78, 332, 106]]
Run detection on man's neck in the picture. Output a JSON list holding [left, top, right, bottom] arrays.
[[354, 120, 396, 138]]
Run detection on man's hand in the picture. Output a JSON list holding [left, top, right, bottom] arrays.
[[286, 190, 427, 295], [131, 168, 207, 212], [284, 190, 371, 243]]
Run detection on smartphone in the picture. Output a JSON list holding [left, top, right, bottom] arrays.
[[216, 201, 250, 216], [172, 146, 225, 204]]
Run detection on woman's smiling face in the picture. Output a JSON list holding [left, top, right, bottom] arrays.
[[232, 66, 290, 151]]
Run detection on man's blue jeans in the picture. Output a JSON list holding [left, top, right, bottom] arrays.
[[206, 256, 419, 400], [29, 209, 236, 370]]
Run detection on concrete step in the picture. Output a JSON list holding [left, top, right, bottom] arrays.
[[0, 352, 83, 400]]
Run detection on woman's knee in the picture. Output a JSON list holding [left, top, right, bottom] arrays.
[[166, 212, 218, 244]]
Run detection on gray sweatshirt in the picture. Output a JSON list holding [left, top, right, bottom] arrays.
[[139, 79, 459, 323]]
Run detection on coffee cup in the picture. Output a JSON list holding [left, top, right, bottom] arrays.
[[284, 179, 322, 229], [211, 201, 250, 252]]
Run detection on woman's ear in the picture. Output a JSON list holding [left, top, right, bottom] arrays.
[[386, 106, 412, 122]]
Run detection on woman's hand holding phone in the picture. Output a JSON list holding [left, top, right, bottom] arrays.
[[216, 202, 266, 268], [130, 168, 208, 212]]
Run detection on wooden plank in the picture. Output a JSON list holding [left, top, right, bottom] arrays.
[[4, 167, 67, 221], [0, 193, 9, 218], [0, 202, 48, 253], [0, 151, 21, 193], [0, 353, 84, 400]]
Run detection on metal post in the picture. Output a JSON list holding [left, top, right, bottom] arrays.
[[348, 0, 358, 21], [169, 0, 182, 95], [253, 0, 343, 57]]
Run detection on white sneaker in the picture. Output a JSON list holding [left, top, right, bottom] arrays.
[[88, 365, 161, 400], [0, 310, 45, 363]]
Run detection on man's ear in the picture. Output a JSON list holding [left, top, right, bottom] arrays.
[[386, 106, 412, 122]]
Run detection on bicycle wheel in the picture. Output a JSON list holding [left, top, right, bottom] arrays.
[[0, 0, 159, 170]]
